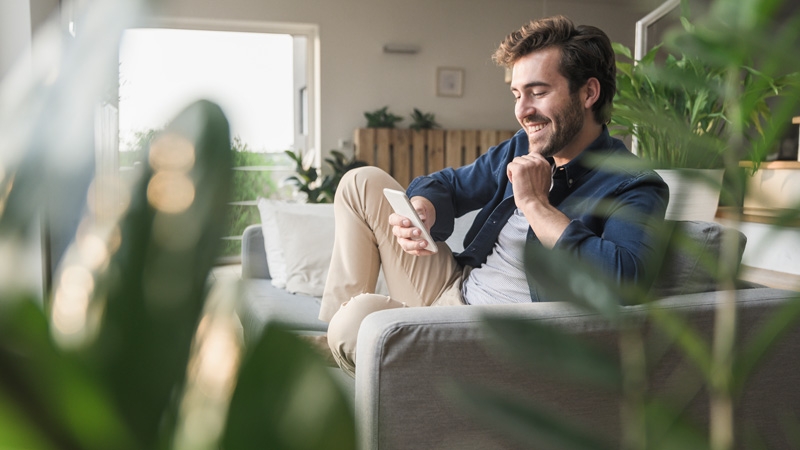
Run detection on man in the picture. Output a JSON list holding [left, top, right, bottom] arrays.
[[319, 15, 668, 376]]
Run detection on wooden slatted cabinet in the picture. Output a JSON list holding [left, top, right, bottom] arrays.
[[354, 128, 516, 187]]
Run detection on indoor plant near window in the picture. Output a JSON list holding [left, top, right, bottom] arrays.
[[284, 148, 366, 203], [610, 35, 795, 220]]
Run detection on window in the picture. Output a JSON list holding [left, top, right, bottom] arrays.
[[118, 20, 319, 262]]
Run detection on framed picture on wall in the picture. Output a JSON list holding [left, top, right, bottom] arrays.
[[436, 67, 464, 97]]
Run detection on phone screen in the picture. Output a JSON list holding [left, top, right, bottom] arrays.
[[383, 188, 438, 253]]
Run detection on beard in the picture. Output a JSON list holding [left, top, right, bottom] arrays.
[[525, 93, 585, 158]]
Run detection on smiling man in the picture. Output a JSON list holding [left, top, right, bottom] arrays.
[[318, 15, 669, 376]]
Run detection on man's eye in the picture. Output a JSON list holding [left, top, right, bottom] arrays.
[[533, 91, 545, 97]]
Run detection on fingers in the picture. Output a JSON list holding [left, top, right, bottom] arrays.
[[388, 212, 424, 228], [507, 154, 550, 179], [391, 224, 429, 252], [388, 212, 433, 254], [507, 154, 551, 181], [506, 154, 553, 207]]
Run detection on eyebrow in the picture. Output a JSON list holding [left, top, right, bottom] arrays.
[[510, 81, 551, 92]]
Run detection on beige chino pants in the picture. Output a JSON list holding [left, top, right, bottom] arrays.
[[320, 166, 467, 376]]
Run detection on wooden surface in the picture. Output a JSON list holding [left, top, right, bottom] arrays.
[[354, 128, 516, 187], [740, 160, 800, 170], [716, 206, 800, 228], [740, 265, 800, 291]]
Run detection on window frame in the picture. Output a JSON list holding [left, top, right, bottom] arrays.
[[126, 18, 321, 264]]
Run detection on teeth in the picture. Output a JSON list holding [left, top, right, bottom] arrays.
[[529, 123, 546, 132]]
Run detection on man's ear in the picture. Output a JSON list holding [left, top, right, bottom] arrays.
[[582, 77, 601, 110]]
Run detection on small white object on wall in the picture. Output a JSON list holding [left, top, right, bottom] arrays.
[[436, 67, 464, 97]]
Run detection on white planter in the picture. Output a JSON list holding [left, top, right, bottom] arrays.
[[655, 168, 725, 221], [743, 164, 800, 211]]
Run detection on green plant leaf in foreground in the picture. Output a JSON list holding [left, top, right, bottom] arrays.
[[482, 316, 622, 391], [524, 243, 627, 322], [732, 293, 800, 395], [643, 398, 708, 450], [453, 320, 711, 450], [68, 100, 233, 447], [223, 325, 356, 450], [0, 298, 135, 450], [445, 382, 614, 450]]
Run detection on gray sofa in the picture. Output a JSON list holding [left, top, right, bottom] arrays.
[[237, 218, 800, 450]]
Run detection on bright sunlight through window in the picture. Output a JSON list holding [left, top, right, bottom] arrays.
[[119, 28, 294, 153]]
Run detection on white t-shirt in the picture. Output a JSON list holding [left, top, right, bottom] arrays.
[[461, 208, 531, 305]]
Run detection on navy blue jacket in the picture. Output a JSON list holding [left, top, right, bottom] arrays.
[[406, 127, 669, 301]]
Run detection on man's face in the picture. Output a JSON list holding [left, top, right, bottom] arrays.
[[511, 47, 586, 158]]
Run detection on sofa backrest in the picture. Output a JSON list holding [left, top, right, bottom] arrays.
[[242, 215, 749, 299], [241, 224, 271, 279], [356, 287, 800, 450], [650, 220, 747, 297]]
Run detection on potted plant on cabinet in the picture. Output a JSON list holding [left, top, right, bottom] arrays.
[[610, 35, 796, 220]]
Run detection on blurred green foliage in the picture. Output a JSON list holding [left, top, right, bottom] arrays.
[[122, 132, 290, 258], [0, 99, 357, 449], [450, 0, 800, 449], [284, 149, 367, 204], [0, 1, 356, 448], [611, 41, 798, 170]]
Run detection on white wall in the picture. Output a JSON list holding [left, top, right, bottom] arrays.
[[0, 0, 58, 304], [0, 0, 32, 81], [156, 0, 652, 159], [739, 167, 800, 276], [30, 0, 59, 32], [718, 219, 800, 276], [1, 0, 60, 81]]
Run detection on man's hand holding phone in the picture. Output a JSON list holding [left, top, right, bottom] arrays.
[[384, 189, 438, 255]]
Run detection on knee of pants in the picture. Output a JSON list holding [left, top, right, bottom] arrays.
[[335, 166, 395, 200], [327, 293, 406, 374]]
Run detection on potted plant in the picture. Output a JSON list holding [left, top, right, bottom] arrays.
[[409, 108, 440, 130], [610, 36, 795, 220], [364, 106, 404, 128], [284, 149, 367, 203]]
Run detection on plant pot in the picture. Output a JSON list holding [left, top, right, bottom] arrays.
[[655, 168, 725, 221]]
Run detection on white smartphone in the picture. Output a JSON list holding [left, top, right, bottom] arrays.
[[383, 188, 438, 253]]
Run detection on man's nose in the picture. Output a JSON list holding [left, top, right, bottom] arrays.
[[517, 97, 536, 117]]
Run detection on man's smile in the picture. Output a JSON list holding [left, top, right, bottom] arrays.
[[524, 119, 548, 133]]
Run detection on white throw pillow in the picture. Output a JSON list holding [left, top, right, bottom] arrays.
[[257, 198, 335, 296], [257, 198, 287, 289]]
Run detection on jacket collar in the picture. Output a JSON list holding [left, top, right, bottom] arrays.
[[551, 126, 620, 183]]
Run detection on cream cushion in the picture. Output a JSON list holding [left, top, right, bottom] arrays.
[[257, 198, 335, 296]]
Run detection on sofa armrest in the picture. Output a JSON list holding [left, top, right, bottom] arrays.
[[241, 224, 270, 280], [354, 301, 602, 450], [354, 288, 800, 450]]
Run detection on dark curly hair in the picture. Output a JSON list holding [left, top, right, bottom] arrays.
[[492, 15, 616, 124]]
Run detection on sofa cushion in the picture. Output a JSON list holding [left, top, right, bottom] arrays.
[[650, 220, 747, 297], [257, 199, 335, 296], [238, 279, 329, 342]]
